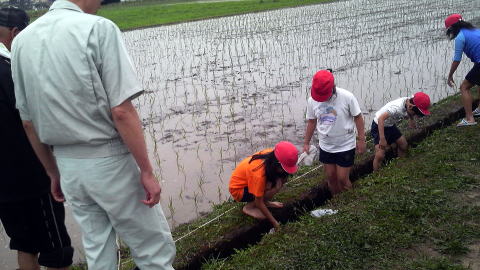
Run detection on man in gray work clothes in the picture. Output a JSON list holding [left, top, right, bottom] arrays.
[[11, 0, 176, 269]]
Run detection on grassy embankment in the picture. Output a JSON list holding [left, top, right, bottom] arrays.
[[164, 93, 476, 269], [29, 0, 333, 31], [69, 93, 479, 270], [201, 111, 480, 268]]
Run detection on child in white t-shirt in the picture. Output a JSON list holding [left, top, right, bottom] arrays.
[[303, 70, 366, 195], [371, 92, 431, 171]]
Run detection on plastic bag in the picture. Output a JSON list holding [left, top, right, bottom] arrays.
[[310, 208, 338, 218], [297, 145, 318, 166]]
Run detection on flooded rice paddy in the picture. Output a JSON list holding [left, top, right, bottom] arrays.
[[1, 0, 479, 267]]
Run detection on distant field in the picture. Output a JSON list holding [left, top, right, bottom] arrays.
[[29, 0, 332, 31]]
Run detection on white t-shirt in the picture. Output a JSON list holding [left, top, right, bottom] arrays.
[[373, 97, 408, 127], [306, 87, 362, 153]]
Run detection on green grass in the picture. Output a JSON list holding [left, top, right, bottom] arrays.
[[30, 0, 333, 31], [202, 122, 480, 269]]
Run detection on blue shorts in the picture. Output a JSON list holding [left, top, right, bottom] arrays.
[[466, 63, 480, 86], [319, 148, 355, 168], [371, 121, 403, 145]]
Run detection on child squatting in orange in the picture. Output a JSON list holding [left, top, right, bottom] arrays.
[[229, 141, 298, 230]]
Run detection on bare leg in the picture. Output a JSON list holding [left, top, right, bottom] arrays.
[[18, 251, 40, 270], [373, 144, 386, 171], [336, 165, 352, 193], [324, 164, 339, 195], [460, 79, 476, 122], [242, 202, 266, 219], [243, 179, 285, 219], [395, 136, 408, 158]]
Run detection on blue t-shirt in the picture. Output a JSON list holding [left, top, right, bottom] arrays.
[[453, 28, 480, 63]]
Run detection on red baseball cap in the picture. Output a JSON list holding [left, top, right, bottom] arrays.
[[445, 14, 462, 29], [413, 92, 431, 116], [311, 70, 335, 102], [274, 141, 298, 174]]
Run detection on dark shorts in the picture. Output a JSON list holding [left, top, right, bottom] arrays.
[[240, 187, 255, 202], [319, 147, 355, 167], [465, 63, 480, 86], [371, 121, 403, 145], [0, 193, 73, 268]]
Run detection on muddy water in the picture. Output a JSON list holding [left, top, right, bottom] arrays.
[[1, 0, 479, 267], [126, 0, 480, 226]]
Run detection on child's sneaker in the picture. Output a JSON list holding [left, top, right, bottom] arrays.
[[473, 108, 480, 117]]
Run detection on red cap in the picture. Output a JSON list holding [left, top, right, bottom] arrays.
[[311, 70, 334, 102], [445, 14, 462, 29], [413, 92, 431, 116], [274, 141, 298, 174]]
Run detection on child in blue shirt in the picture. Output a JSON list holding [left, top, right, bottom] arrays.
[[445, 14, 480, 126]]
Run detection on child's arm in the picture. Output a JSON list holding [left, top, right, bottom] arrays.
[[353, 114, 366, 154], [408, 114, 416, 129], [254, 197, 280, 229], [303, 119, 317, 154], [377, 112, 390, 149]]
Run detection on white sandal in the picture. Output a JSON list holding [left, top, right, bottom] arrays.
[[457, 118, 477, 127]]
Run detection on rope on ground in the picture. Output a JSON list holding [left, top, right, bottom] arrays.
[[117, 235, 122, 270], [173, 205, 237, 243]]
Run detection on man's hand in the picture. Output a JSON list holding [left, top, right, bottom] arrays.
[[356, 138, 366, 154], [379, 137, 388, 150], [303, 144, 310, 154], [48, 171, 65, 202], [140, 171, 161, 207]]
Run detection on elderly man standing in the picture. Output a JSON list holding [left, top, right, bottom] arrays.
[[11, 0, 176, 269], [0, 7, 73, 270]]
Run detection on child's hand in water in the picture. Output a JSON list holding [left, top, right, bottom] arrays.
[[379, 137, 388, 150]]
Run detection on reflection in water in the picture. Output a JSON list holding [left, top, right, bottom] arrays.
[[124, 0, 479, 226], [1, 0, 479, 267]]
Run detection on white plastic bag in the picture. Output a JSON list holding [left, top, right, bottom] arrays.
[[310, 208, 338, 218], [297, 145, 318, 166]]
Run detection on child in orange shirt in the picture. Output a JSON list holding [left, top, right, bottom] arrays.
[[229, 141, 298, 230]]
